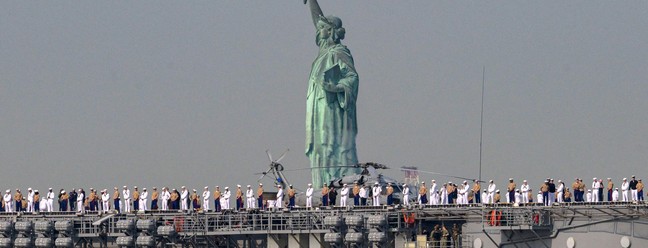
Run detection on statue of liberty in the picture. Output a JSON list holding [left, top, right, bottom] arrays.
[[304, 0, 361, 188]]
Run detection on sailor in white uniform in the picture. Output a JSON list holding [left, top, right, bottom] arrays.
[[459, 181, 469, 204], [536, 191, 543, 204], [487, 180, 496, 204], [372, 182, 382, 206], [101, 189, 110, 213], [202, 186, 211, 211], [402, 184, 410, 206], [440, 184, 448, 205], [180, 186, 189, 210], [275, 185, 283, 208], [3, 190, 12, 212], [340, 184, 349, 207], [122, 186, 131, 212], [612, 188, 619, 202], [26, 188, 34, 212], [46, 188, 55, 212], [621, 178, 629, 202], [140, 188, 148, 211], [245, 185, 255, 209], [556, 180, 564, 203], [520, 180, 530, 203], [305, 184, 314, 208], [222, 187, 231, 210], [77, 189, 85, 214], [429, 180, 437, 206]]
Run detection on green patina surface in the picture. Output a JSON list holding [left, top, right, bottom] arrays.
[[305, 0, 360, 188]]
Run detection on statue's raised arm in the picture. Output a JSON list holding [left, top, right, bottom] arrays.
[[304, 0, 324, 28]]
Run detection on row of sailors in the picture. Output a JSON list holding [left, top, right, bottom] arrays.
[[2, 176, 644, 213], [411, 176, 645, 207], [2, 184, 287, 213]]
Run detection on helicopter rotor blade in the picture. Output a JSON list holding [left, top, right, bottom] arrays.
[[280, 165, 359, 172], [265, 149, 273, 162], [400, 168, 477, 182], [257, 167, 273, 181], [275, 149, 290, 162]]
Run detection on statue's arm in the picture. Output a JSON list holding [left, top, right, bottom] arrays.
[[304, 0, 324, 27]]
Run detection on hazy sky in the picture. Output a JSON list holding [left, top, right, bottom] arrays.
[[2, 1, 647, 193]]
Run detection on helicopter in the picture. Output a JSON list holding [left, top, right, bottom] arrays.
[[256, 150, 411, 206], [255, 150, 483, 208]]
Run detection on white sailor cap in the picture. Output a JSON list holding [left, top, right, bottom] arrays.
[[289, 184, 293, 187], [607, 178, 611, 180], [343, 184, 347, 186], [307, 183, 312, 186], [61, 190, 65, 193], [78, 189, 82, 192], [49, 188, 52, 190], [516, 189, 520, 192], [495, 190, 500, 192], [422, 181, 426, 184], [124, 186, 127, 188], [374, 182, 379, 185], [432, 180, 436, 182], [193, 189, 196, 192], [247, 185, 251, 188], [133, 186, 137, 189], [114, 187, 118, 190], [216, 185, 219, 188], [523, 180, 527, 183], [28, 188, 32, 191], [403, 184, 407, 187], [143, 188, 147, 190], [182, 186, 186, 188], [448, 181, 452, 184], [593, 177, 597, 180], [153, 187, 157, 190], [225, 187, 229, 189], [558, 180, 562, 183], [615, 188, 619, 190], [489, 180, 493, 183], [509, 178, 513, 181], [259, 183, 263, 186], [205, 186, 209, 189], [237, 185, 241, 187], [623, 178, 627, 180], [5, 190, 9, 193], [588, 189, 591, 192], [34, 190, 38, 192]]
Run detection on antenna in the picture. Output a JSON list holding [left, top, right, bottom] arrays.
[[479, 66, 485, 183]]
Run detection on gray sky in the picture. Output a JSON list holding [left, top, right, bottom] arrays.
[[2, 1, 647, 193]]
